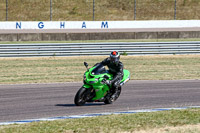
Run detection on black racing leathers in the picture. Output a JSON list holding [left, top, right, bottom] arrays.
[[100, 57, 124, 89]]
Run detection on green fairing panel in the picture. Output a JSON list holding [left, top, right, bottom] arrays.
[[83, 84, 92, 89], [92, 85, 110, 100], [122, 69, 130, 81]]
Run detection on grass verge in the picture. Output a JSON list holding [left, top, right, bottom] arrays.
[[1, 0, 200, 21], [0, 108, 200, 133], [0, 54, 199, 84]]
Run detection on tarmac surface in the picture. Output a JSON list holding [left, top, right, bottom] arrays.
[[0, 80, 200, 122]]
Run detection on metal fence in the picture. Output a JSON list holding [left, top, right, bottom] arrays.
[[0, 42, 200, 57], [1, 0, 200, 21]]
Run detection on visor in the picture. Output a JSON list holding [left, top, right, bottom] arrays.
[[110, 57, 119, 63]]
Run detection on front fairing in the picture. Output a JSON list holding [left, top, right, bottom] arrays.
[[83, 65, 112, 100], [83, 66, 130, 87], [83, 66, 112, 86]]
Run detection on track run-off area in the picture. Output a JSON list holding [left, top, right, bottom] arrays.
[[0, 80, 200, 124]]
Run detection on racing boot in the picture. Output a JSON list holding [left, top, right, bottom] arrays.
[[110, 86, 121, 102]]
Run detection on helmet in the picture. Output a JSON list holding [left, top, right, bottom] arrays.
[[110, 51, 120, 64]]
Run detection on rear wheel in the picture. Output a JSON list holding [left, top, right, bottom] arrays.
[[104, 96, 113, 104], [104, 87, 121, 104], [74, 87, 88, 106]]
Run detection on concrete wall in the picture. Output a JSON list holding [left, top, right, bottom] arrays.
[[0, 31, 200, 41]]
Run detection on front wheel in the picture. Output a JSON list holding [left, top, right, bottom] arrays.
[[74, 87, 88, 106]]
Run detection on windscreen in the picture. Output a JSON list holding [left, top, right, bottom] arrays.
[[91, 64, 106, 75]]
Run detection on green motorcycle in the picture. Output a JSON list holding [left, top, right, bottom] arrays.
[[74, 62, 130, 106]]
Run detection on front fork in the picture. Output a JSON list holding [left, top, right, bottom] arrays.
[[82, 84, 95, 101]]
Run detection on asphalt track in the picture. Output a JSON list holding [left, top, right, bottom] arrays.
[[0, 80, 200, 123]]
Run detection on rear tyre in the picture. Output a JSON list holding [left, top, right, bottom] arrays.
[[104, 97, 113, 104], [104, 87, 121, 104], [113, 87, 121, 101], [74, 87, 88, 106]]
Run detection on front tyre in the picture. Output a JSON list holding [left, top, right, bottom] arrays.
[[74, 87, 88, 106]]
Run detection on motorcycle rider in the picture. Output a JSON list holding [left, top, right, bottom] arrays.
[[100, 51, 124, 98]]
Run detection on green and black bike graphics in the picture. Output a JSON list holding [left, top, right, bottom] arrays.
[[74, 62, 130, 106]]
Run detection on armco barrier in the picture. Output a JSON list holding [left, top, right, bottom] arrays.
[[0, 42, 200, 57]]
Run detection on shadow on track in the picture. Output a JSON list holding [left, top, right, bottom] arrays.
[[55, 103, 105, 107]]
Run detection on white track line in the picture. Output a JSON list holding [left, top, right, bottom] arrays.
[[0, 106, 200, 125]]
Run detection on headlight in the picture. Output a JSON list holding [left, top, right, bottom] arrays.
[[89, 78, 99, 84], [89, 81, 96, 84]]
